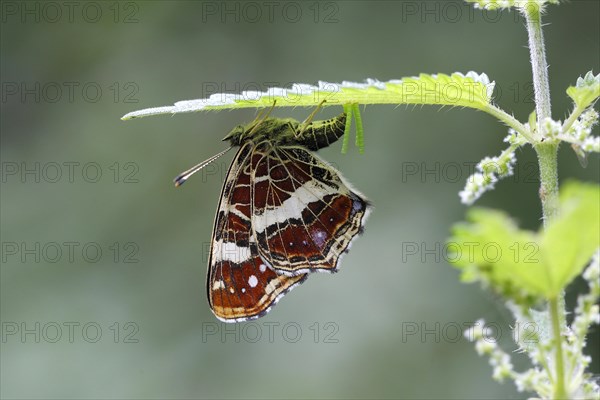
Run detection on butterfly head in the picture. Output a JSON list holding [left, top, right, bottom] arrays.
[[221, 124, 246, 145]]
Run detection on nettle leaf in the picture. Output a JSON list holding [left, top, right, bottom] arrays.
[[566, 71, 600, 109], [539, 181, 600, 297], [466, 0, 559, 11], [449, 208, 541, 303], [449, 181, 600, 300], [121, 72, 494, 120]]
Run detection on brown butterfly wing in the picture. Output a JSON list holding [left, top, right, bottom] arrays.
[[250, 145, 370, 276], [207, 143, 307, 322]]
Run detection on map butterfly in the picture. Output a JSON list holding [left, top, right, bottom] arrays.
[[175, 109, 371, 322]]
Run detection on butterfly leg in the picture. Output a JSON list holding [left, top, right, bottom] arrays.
[[247, 100, 277, 137], [296, 100, 327, 138]]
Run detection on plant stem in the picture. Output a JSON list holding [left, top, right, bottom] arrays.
[[524, 4, 552, 136], [535, 142, 559, 223], [549, 297, 566, 399], [484, 104, 533, 141], [561, 105, 586, 135], [528, 1, 559, 221], [525, 4, 569, 398]]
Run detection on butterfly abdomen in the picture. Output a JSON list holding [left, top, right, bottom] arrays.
[[225, 113, 347, 151], [294, 113, 347, 151]]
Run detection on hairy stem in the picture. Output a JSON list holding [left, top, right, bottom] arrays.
[[524, 4, 552, 136], [484, 104, 533, 141], [525, 5, 568, 398], [561, 105, 586, 135], [535, 142, 559, 223], [549, 297, 566, 399]]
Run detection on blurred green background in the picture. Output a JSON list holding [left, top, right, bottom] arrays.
[[1, 1, 598, 399]]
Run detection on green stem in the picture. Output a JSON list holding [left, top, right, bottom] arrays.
[[484, 104, 533, 141], [525, 5, 569, 398], [561, 105, 586, 135], [534, 142, 559, 224], [549, 297, 566, 399], [524, 4, 552, 137]]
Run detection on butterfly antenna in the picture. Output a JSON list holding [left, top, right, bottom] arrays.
[[174, 147, 233, 187], [297, 100, 326, 137], [247, 100, 277, 137]]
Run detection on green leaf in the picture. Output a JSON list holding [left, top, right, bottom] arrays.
[[449, 181, 600, 301], [539, 181, 600, 297], [566, 71, 600, 109], [448, 208, 541, 303], [466, 0, 559, 11], [528, 110, 537, 135], [121, 72, 495, 120]]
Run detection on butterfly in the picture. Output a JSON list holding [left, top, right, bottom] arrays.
[[175, 109, 371, 322]]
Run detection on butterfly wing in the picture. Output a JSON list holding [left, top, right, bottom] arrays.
[[250, 145, 370, 275], [207, 143, 307, 322]]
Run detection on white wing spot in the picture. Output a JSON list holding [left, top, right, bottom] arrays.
[[229, 287, 235, 294], [241, 288, 246, 293], [212, 280, 225, 290], [212, 240, 252, 263], [259, 264, 267, 273], [248, 275, 258, 288]]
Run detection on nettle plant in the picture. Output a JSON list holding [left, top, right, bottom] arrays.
[[123, 1, 599, 398]]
